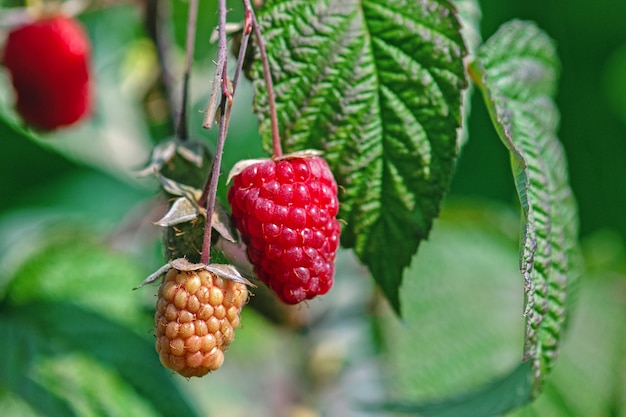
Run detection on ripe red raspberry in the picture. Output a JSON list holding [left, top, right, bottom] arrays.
[[2, 14, 92, 130], [227, 154, 341, 304], [154, 267, 248, 377]]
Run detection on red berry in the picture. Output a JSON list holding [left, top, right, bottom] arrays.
[[227, 155, 341, 304], [2, 14, 92, 130]]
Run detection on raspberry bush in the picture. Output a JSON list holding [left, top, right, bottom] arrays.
[[0, 1, 601, 417]]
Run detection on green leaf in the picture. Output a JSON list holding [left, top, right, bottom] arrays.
[[506, 259, 626, 417], [34, 354, 158, 417], [0, 389, 42, 417], [0, 235, 202, 416], [469, 20, 582, 394], [253, 0, 468, 313], [0, 314, 78, 417], [0, 301, 201, 417], [5, 235, 150, 329], [375, 203, 534, 416], [376, 362, 533, 417]]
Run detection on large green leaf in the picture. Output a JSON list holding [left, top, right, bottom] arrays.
[[507, 252, 626, 416], [0, 301, 201, 417], [373, 203, 533, 416], [378, 362, 533, 417], [0, 236, 201, 417], [0, 313, 78, 417], [5, 236, 151, 329], [35, 354, 158, 417], [469, 20, 582, 394], [253, 0, 468, 313]]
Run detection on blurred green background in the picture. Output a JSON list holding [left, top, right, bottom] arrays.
[[0, 1, 625, 416]]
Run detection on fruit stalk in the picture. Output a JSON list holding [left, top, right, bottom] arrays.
[[198, 0, 261, 265], [243, 0, 282, 157], [199, 0, 284, 264]]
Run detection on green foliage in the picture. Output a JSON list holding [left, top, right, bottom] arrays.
[[0, 237, 201, 417], [372, 207, 626, 417], [1, 0, 622, 416], [253, 0, 468, 313], [363, 18, 584, 416], [470, 20, 582, 393], [378, 363, 533, 417], [376, 204, 532, 416], [507, 251, 626, 416]]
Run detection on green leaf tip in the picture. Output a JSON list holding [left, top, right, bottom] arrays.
[[366, 361, 533, 417], [253, 0, 468, 314], [470, 20, 582, 395]]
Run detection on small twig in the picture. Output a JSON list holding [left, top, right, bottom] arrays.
[[231, 8, 253, 94], [202, 7, 229, 129], [243, 0, 282, 157], [175, 0, 199, 140], [197, 5, 251, 210], [201, 0, 230, 265]]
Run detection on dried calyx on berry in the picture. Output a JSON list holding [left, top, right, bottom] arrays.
[[138, 259, 251, 377], [227, 150, 341, 305], [2, 12, 92, 130]]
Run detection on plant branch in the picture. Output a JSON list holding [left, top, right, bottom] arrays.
[[175, 0, 199, 140], [202, 8, 229, 129], [201, 0, 231, 265], [199, 0, 274, 264], [231, 8, 253, 95], [243, 0, 282, 157]]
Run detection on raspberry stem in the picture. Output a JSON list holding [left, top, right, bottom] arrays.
[[200, 0, 281, 263], [201, 0, 230, 265], [243, 0, 283, 158]]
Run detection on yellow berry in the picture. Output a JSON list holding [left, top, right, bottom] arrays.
[[154, 266, 248, 377]]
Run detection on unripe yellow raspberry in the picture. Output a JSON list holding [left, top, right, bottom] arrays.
[[154, 267, 248, 377]]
